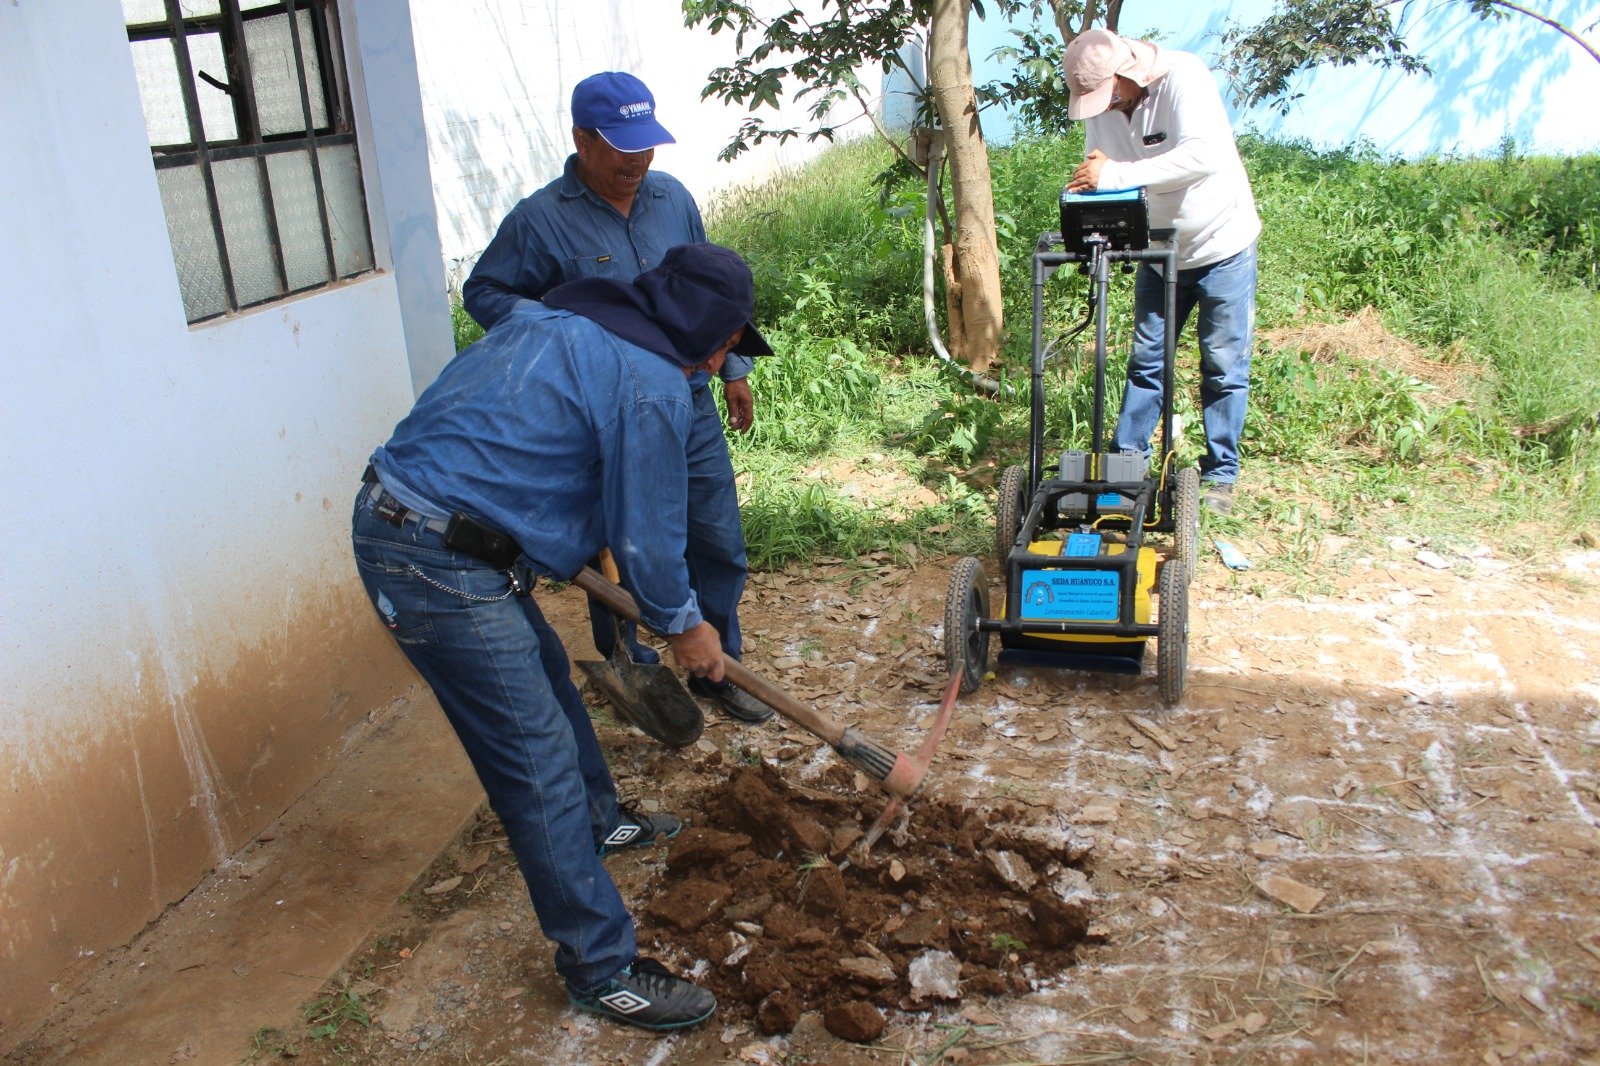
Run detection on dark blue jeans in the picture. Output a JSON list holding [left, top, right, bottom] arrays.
[[1113, 242, 1258, 484], [588, 382, 748, 663], [351, 484, 635, 990]]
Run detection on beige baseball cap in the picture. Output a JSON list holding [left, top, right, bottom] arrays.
[[1064, 29, 1167, 120]]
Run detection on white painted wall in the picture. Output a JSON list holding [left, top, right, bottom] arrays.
[[409, 0, 883, 278], [0, 0, 445, 1042], [0, 0, 425, 756]]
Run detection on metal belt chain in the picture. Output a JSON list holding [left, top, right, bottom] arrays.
[[404, 563, 516, 602]]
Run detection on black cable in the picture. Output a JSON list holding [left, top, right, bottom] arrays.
[[1041, 285, 1097, 366]]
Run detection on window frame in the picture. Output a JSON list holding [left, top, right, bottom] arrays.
[[126, 0, 372, 323]]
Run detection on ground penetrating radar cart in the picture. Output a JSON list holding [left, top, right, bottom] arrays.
[[944, 188, 1197, 705]]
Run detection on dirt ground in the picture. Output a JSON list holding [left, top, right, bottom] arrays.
[[250, 531, 1600, 1064], [15, 531, 1600, 1064]]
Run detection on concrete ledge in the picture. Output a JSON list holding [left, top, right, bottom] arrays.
[[7, 691, 482, 1064]]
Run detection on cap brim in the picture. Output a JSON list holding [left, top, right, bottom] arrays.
[[596, 121, 676, 153], [1067, 81, 1115, 120], [733, 322, 773, 357]]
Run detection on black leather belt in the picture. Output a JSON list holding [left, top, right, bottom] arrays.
[[361, 464, 522, 569]]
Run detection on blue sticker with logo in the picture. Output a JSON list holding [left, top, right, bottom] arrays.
[[1019, 569, 1120, 621], [1096, 492, 1123, 507]]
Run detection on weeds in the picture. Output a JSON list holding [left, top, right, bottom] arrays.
[[442, 133, 1598, 570], [452, 303, 484, 353], [304, 985, 371, 1045]]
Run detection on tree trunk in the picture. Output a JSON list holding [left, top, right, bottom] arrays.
[[928, 0, 1003, 374]]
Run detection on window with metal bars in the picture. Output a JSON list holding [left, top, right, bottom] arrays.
[[124, 0, 375, 323]]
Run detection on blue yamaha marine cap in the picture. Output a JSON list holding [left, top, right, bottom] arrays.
[[571, 71, 676, 153], [544, 243, 774, 367]]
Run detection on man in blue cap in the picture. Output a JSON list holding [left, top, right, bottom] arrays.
[[464, 71, 773, 724], [355, 243, 773, 1030]]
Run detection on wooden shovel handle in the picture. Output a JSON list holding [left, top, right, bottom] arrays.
[[569, 565, 924, 796], [570, 567, 845, 745]]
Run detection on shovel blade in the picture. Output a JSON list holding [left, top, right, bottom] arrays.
[[576, 654, 704, 748]]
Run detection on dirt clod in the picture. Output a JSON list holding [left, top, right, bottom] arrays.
[[824, 1000, 887, 1043], [644, 878, 730, 932], [756, 989, 801, 1035]]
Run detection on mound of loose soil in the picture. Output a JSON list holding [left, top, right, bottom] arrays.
[[1261, 305, 1473, 402], [635, 764, 1098, 1038]]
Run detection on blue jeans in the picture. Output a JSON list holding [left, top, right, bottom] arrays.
[[351, 484, 635, 990], [1113, 242, 1257, 484], [587, 382, 748, 663]]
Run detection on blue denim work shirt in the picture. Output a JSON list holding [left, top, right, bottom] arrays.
[[462, 154, 753, 388], [369, 304, 704, 636]]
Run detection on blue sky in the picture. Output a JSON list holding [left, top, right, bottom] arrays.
[[963, 0, 1600, 157]]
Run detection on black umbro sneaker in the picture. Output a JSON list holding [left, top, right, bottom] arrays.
[[596, 804, 682, 857], [569, 957, 716, 1030]]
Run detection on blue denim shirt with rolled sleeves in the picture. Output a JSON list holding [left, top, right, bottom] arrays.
[[462, 155, 753, 388], [369, 304, 705, 636]]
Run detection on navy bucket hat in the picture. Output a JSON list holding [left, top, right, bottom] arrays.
[[543, 243, 774, 367]]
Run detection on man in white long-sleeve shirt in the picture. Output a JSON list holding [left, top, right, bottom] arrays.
[[1064, 29, 1261, 513]]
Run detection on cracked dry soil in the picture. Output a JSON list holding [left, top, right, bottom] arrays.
[[16, 535, 1600, 1065], [261, 539, 1600, 1065]]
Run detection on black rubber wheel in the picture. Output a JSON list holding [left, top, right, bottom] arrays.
[[943, 556, 991, 694], [1174, 465, 1200, 585], [1157, 559, 1189, 705], [995, 464, 1028, 568]]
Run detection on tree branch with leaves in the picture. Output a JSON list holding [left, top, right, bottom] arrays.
[[1220, 0, 1599, 114]]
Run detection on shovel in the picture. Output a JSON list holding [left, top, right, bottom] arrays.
[[574, 550, 705, 748], [571, 565, 957, 810]]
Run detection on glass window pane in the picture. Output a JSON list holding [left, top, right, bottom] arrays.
[[296, 14, 329, 128], [122, 0, 170, 25], [246, 11, 328, 136], [321, 3, 349, 124], [265, 150, 331, 290], [156, 164, 228, 321], [130, 37, 191, 146], [240, 0, 282, 9], [185, 32, 239, 142], [179, 0, 222, 14], [213, 157, 283, 305], [319, 144, 373, 276]]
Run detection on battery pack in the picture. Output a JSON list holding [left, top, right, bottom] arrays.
[[1057, 450, 1149, 516]]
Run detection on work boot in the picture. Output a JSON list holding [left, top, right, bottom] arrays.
[[597, 804, 682, 857], [568, 957, 716, 1031], [1201, 481, 1235, 514], [689, 677, 775, 724]]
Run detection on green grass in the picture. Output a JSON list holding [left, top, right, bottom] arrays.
[[448, 132, 1600, 577], [452, 301, 484, 351], [302, 985, 371, 1048]]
